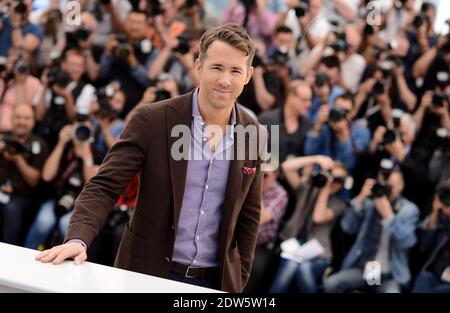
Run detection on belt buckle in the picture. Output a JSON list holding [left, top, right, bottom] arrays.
[[185, 265, 196, 279]]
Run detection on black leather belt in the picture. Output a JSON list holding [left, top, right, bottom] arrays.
[[170, 262, 218, 279]]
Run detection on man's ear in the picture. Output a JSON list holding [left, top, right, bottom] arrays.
[[245, 66, 254, 85], [194, 58, 202, 76]]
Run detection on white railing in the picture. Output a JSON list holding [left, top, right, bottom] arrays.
[[0, 242, 222, 293]]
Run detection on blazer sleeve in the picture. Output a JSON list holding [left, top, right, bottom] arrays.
[[65, 105, 151, 246]]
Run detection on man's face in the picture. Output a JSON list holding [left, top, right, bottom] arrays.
[[317, 64, 339, 86], [262, 170, 277, 191], [110, 91, 125, 113], [195, 40, 253, 110], [330, 166, 346, 194], [399, 116, 414, 145], [388, 172, 404, 200], [289, 85, 312, 116], [12, 105, 35, 137], [274, 32, 293, 51], [62, 53, 85, 82], [126, 12, 147, 40]]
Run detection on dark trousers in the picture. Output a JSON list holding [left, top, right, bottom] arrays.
[[0, 195, 33, 245]]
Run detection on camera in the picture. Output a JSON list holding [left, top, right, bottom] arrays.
[[315, 72, 330, 88], [269, 49, 289, 65], [432, 91, 448, 108], [373, 79, 387, 95], [148, 0, 166, 16], [55, 172, 83, 218], [2, 138, 25, 155], [174, 34, 191, 55], [412, 13, 428, 29], [383, 129, 398, 145], [371, 181, 392, 198], [13, 58, 29, 75], [114, 33, 131, 59], [96, 85, 120, 119], [330, 39, 348, 52], [436, 127, 449, 152], [437, 72, 449, 88], [294, 0, 310, 18], [73, 124, 92, 142], [252, 54, 265, 68], [155, 89, 171, 102], [379, 60, 394, 79], [379, 158, 394, 180], [65, 27, 91, 48], [392, 109, 404, 129], [312, 170, 332, 188], [47, 67, 71, 88], [328, 107, 347, 123], [13, 0, 27, 14]]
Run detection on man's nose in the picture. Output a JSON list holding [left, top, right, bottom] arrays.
[[217, 72, 232, 87]]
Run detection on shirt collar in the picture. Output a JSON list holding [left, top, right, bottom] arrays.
[[192, 87, 237, 126]]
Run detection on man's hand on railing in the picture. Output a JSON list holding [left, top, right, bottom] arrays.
[[35, 242, 87, 265]]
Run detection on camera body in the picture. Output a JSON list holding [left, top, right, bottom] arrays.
[[269, 49, 289, 65], [13, 0, 27, 14], [294, 0, 310, 17], [312, 170, 332, 188], [383, 129, 398, 145], [13, 58, 29, 75], [432, 91, 448, 108], [373, 79, 387, 96], [47, 67, 71, 89], [371, 181, 392, 198], [315, 72, 331, 88], [114, 33, 131, 60], [96, 85, 119, 119], [2, 138, 26, 155], [328, 107, 347, 123], [55, 172, 83, 217], [174, 35, 191, 55], [155, 89, 172, 102]]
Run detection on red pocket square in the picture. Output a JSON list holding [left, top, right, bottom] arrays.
[[241, 166, 256, 175]]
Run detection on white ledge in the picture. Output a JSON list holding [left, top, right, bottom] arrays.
[[0, 242, 222, 293]]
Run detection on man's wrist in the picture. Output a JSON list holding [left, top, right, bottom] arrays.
[[66, 239, 87, 249], [83, 157, 94, 167]]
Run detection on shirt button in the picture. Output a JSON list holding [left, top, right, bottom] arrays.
[[201, 211, 204, 215], [203, 137, 207, 142], [165, 257, 170, 263], [171, 225, 175, 231], [196, 236, 200, 241], [193, 260, 197, 264], [205, 185, 209, 190]]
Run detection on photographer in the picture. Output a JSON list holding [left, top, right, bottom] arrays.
[[0, 0, 43, 57], [238, 38, 284, 115], [35, 48, 96, 149], [428, 127, 450, 188], [307, 56, 345, 122], [412, 184, 450, 293], [0, 48, 42, 132], [305, 92, 370, 171], [0, 103, 48, 245], [84, 0, 130, 47], [269, 155, 348, 293], [258, 79, 312, 163], [136, 72, 179, 108], [146, 29, 199, 95], [35, 8, 65, 68], [91, 83, 125, 164], [25, 119, 100, 250], [99, 10, 160, 116], [323, 170, 419, 293]]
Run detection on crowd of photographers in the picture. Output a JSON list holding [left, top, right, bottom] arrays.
[[0, 0, 449, 293]]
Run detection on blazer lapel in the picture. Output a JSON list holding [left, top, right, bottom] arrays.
[[166, 93, 193, 231]]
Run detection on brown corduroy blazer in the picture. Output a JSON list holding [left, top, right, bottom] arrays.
[[65, 91, 265, 292]]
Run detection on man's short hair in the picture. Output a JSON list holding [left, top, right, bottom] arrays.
[[62, 47, 84, 61], [336, 92, 355, 108], [275, 26, 293, 35], [198, 23, 256, 67], [320, 55, 341, 71], [287, 79, 311, 96]]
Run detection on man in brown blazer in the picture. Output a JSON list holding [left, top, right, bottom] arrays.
[[36, 23, 267, 293]]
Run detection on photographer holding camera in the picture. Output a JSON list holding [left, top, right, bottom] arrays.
[[269, 155, 348, 293], [35, 48, 96, 149], [0, 103, 48, 245], [91, 83, 125, 164], [99, 9, 160, 116], [136, 72, 180, 107], [0, 48, 42, 132], [412, 183, 450, 293], [323, 169, 419, 293], [25, 116, 100, 250], [305, 92, 370, 171], [0, 0, 43, 57]]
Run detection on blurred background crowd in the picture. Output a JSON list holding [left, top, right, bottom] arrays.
[[0, 0, 450, 293]]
